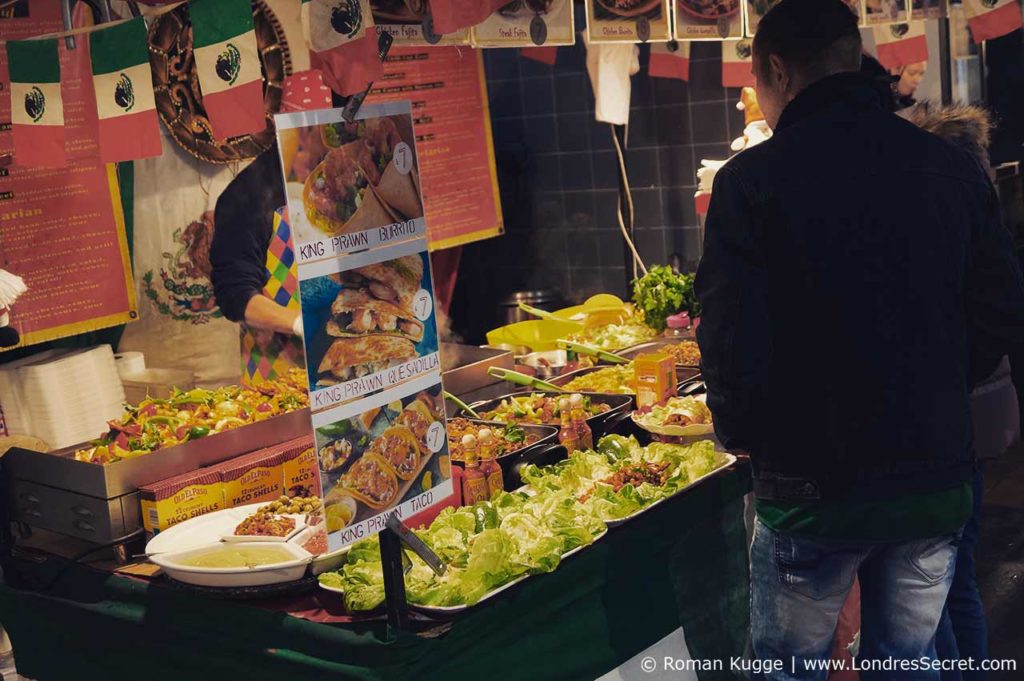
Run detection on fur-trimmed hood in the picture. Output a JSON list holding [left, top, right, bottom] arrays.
[[898, 102, 993, 166]]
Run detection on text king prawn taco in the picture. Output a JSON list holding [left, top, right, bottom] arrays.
[[303, 142, 398, 235], [327, 287, 425, 342]]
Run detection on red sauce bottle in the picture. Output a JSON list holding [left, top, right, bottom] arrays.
[[460, 434, 489, 505], [558, 398, 580, 453], [570, 393, 594, 451], [477, 428, 504, 498]]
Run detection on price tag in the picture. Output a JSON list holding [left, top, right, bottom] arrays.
[[426, 421, 446, 454], [412, 289, 433, 321], [393, 142, 413, 175], [636, 17, 651, 42], [530, 15, 548, 45]]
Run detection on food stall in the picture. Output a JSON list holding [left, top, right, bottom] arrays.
[[1, 0, 1003, 678]]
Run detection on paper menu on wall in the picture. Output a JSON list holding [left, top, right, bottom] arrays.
[[586, 0, 672, 43], [674, 0, 744, 40], [472, 0, 576, 47]]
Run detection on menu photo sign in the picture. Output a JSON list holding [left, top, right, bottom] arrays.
[[586, 0, 672, 42], [370, 0, 471, 46], [742, 0, 777, 36], [910, 0, 945, 20], [472, 0, 576, 47], [675, 0, 744, 40], [275, 102, 453, 549], [864, 0, 908, 25]]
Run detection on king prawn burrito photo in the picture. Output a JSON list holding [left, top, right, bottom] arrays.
[[279, 114, 423, 243]]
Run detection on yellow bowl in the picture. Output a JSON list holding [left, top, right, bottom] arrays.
[[486, 319, 582, 352]]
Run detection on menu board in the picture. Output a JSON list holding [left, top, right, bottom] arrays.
[[0, 2, 136, 350], [472, 0, 576, 47], [864, 0, 908, 25], [910, 0, 945, 20], [742, 0, 777, 36], [370, 0, 471, 46], [275, 102, 452, 548], [674, 0, 744, 40], [586, 0, 672, 42], [366, 47, 503, 250]]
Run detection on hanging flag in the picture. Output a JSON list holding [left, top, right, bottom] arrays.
[[281, 69, 334, 112], [6, 38, 65, 168], [722, 39, 754, 88], [873, 22, 928, 69], [304, 0, 383, 96], [89, 17, 162, 162], [430, 0, 509, 35], [190, 0, 266, 139], [963, 0, 1023, 42], [649, 41, 691, 81], [520, 46, 559, 65]]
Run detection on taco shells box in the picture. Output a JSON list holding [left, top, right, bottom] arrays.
[[214, 449, 287, 509], [279, 436, 322, 498], [139, 469, 225, 538]]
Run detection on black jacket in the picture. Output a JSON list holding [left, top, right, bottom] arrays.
[[209, 147, 286, 323], [695, 73, 1024, 502]]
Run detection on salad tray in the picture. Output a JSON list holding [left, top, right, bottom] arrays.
[[318, 529, 607, 616], [459, 392, 632, 436], [604, 453, 736, 527], [5, 408, 313, 499]]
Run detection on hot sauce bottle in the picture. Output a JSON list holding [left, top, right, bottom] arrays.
[[477, 428, 504, 499], [460, 434, 489, 505], [558, 398, 580, 453], [570, 393, 594, 451]]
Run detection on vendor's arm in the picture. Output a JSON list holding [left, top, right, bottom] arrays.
[[210, 148, 285, 325], [694, 166, 770, 453], [243, 295, 301, 337]]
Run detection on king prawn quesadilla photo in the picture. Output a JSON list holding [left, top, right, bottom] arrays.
[[306, 251, 432, 389]]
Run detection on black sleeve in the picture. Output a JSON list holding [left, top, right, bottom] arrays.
[[967, 181, 1024, 384], [210, 147, 285, 323], [694, 166, 771, 452]]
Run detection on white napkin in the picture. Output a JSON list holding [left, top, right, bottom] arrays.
[[583, 31, 640, 126], [730, 119, 773, 152], [0, 270, 27, 311]]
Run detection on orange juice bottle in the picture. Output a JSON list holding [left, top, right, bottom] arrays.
[[477, 428, 504, 498], [460, 434, 489, 505]]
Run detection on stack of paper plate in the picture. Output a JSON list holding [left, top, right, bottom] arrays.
[[0, 346, 125, 450]]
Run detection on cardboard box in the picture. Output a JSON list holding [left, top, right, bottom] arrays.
[[139, 468, 225, 538], [214, 449, 286, 508], [280, 437, 321, 498]]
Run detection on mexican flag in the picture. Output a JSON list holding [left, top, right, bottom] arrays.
[[189, 0, 266, 139], [6, 38, 65, 168], [722, 39, 754, 88], [963, 0, 1023, 42], [873, 22, 928, 70], [90, 17, 161, 162], [649, 42, 691, 82], [304, 0, 382, 96], [431, 0, 510, 34]]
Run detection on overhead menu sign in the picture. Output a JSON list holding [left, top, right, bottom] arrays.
[[275, 102, 453, 550]]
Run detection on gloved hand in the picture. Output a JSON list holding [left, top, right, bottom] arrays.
[[292, 313, 305, 339]]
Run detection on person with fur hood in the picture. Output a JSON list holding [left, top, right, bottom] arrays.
[[827, 57, 1019, 681], [899, 99, 1018, 680]]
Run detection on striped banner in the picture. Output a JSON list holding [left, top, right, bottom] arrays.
[[963, 0, 1023, 42], [6, 38, 65, 167], [722, 39, 755, 88], [649, 42, 691, 82], [873, 21, 928, 70]]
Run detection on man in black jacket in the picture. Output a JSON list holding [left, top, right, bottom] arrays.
[[694, 0, 1024, 674]]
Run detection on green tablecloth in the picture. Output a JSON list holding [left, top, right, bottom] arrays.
[[0, 464, 751, 681]]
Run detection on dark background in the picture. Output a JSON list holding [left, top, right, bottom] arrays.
[[449, 7, 744, 343]]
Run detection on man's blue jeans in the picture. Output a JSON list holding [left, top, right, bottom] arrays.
[[751, 518, 961, 681]]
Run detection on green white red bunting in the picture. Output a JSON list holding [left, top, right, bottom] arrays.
[[189, 0, 266, 139], [303, 0, 382, 97], [6, 38, 65, 168], [430, 0, 510, 34], [90, 17, 162, 162], [649, 42, 691, 82], [722, 39, 754, 88], [963, 0, 1023, 43], [873, 22, 928, 70]]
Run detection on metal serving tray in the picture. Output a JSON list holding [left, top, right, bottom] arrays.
[[4, 408, 313, 499]]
